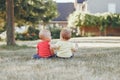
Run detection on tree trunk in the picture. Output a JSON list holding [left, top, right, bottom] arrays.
[[6, 0, 15, 45]]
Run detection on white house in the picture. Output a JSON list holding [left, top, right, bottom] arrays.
[[87, 0, 120, 13]]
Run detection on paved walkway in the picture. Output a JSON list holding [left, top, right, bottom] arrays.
[[0, 37, 120, 48], [71, 37, 120, 48]]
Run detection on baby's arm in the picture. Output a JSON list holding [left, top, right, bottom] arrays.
[[36, 44, 39, 54], [49, 42, 54, 54], [50, 41, 60, 55], [51, 41, 60, 50], [50, 47, 54, 55], [71, 43, 78, 52]]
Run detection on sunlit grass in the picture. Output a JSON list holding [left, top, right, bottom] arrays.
[[0, 44, 31, 50], [0, 46, 120, 80]]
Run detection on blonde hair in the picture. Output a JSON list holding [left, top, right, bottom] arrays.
[[39, 29, 51, 40], [60, 28, 71, 40]]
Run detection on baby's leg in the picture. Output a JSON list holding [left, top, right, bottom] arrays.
[[32, 54, 40, 59]]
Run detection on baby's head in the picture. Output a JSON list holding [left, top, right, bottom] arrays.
[[39, 29, 51, 41], [60, 28, 71, 40]]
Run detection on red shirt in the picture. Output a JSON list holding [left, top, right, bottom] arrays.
[[37, 41, 52, 58]]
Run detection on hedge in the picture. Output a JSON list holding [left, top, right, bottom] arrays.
[[68, 12, 120, 32]]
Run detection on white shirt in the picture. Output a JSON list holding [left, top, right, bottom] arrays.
[[55, 40, 76, 58]]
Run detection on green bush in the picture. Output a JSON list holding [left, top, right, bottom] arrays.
[[71, 28, 81, 37], [50, 28, 61, 39], [82, 14, 97, 26], [110, 14, 120, 27], [0, 25, 6, 34], [15, 26, 39, 40], [68, 12, 120, 32]]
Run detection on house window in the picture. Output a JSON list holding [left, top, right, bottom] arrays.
[[82, 2, 87, 11], [108, 3, 116, 13], [76, 4, 82, 11], [76, 2, 87, 11]]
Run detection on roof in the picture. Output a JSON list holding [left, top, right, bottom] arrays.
[[53, 3, 75, 21], [77, 0, 85, 3]]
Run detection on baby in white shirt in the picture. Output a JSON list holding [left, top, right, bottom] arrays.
[[52, 28, 78, 58]]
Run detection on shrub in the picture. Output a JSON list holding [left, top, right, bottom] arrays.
[[50, 27, 61, 39], [82, 13, 100, 27], [110, 14, 120, 27], [68, 12, 120, 33], [68, 11, 85, 27], [15, 26, 39, 40], [71, 28, 81, 37]]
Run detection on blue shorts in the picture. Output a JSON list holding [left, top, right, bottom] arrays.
[[33, 54, 41, 59], [32, 54, 54, 59]]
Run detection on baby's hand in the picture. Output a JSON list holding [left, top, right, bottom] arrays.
[[75, 43, 79, 49], [74, 43, 79, 52], [72, 43, 78, 52]]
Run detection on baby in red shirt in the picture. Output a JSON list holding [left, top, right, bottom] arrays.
[[33, 29, 54, 59]]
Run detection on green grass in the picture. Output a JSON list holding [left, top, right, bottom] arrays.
[[0, 45, 30, 50], [0, 46, 120, 80], [0, 44, 32, 50]]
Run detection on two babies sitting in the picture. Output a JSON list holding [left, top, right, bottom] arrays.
[[33, 28, 78, 59]]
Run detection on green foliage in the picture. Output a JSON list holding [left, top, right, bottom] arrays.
[[16, 26, 39, 40], [68, 12, 120, 32], [108, 14, 120, 27], [68, 11, 83, 27], [0, 12, 6, 32], [0, 0, 58, 26], [71, 28, 81, 37], [0, 0, 5, 11], [0, 44, 30, 50], [82, 14, 100, 27], [0, 24, 5, 33], [49, 25, 81, 39], [49, 27, 61, 39]]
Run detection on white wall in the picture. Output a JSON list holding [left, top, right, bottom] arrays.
[[87, 0, 120, 13]]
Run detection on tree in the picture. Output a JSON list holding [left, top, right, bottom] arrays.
[[0, 0, 6, 33], [14, 0, 58, 25], [0, 0, 58, 45], [1, 0, 58, 24], [6, 0, 15, 45]]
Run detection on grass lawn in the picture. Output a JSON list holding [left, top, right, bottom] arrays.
[[0, 37, 120, 80]]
